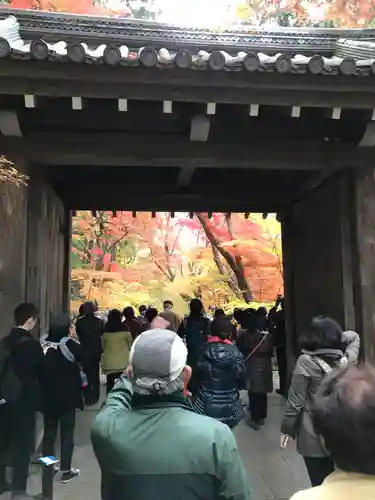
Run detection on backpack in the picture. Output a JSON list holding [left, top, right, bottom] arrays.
[[41, 337, 88, 389], [0, 335, 31, 404], [310, 354, 348, 375]]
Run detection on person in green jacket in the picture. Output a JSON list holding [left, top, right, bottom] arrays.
[[91, 328, 252, 500]]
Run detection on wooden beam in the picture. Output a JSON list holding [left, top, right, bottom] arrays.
[[61, 189, 284, 212], [0, 110, 22, 136], [1, 133, 373, 170], [178, 166, 196, 187], [0, 61, 375, 109], [190, 115, 210, 142], [359, 122, 375, 147], [292, 168, 342, 203]]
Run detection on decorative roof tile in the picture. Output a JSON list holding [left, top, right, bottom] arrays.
[[0, 15, 374, 75]]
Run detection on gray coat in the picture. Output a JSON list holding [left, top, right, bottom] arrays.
[[281, 330, 360, 458]]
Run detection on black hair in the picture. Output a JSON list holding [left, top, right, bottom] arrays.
[[105, 309, 126, 333], [139, 305, 147, 314], [190, 298, 203, 315], [312, 365, 375, 475], [233, 308, 242, 322], [163, 300, 173, 308], [211, 317, 233, 340], [82, 301, 97, 316], [47, 313, 71, 342], [123, 306, 135, 320], [241, 308, 260, 332], [14, 302, 38, 327], [214, 308, 225, 318], [299, 316, 343, 352], [257, 306, 267, 317], [145, 307, 158, 323]]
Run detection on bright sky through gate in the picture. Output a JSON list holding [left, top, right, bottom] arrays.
[[156, 0, 239, 28]]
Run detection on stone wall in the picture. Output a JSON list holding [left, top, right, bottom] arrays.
[[0, 172, 68, 336]]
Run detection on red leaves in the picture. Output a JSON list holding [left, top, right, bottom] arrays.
[[9, 0, 34, 8], [72, 211, 282, 306], [181, 213, 283, 302]]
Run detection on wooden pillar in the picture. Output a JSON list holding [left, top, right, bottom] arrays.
[[281, 213, 297, 379], [352, 167, 375, 363], [284, 172, 356, 366], [62, 206, 72, 313]]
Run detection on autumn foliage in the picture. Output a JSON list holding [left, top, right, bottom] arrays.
[[8, 0, 132, 16], [71, 211, 282, 313], [5, 0, 375, 28], [0, 156, 28, 187]]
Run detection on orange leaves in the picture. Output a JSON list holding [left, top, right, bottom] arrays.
[[72, 211, 282, 310], [190, 213, 283, 302], [9, 0, 35, 9]]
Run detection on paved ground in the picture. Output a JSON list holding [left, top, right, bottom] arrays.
[[17, 387, 309, 500]]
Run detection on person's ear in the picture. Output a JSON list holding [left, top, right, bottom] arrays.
[[126, 366, 133, 378]]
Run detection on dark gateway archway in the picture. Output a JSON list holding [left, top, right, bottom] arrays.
[[1, 9, 375, 370]]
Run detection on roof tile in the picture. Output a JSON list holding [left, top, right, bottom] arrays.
[[0, 15, 374, 75]]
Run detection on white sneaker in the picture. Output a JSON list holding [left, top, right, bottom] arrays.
[[60, 469, 81, 483]]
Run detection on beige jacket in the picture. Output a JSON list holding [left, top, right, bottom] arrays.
[[291, 471, 375, 500]]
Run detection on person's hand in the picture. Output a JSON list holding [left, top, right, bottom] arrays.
[[280, 434, 290, 449]]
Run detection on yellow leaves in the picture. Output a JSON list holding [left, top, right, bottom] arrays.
[[0, 156, 28, 187], [236, 1, 252, 20]]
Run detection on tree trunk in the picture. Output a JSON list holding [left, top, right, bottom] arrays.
[[210, 243, 242, 299], [211, 244, 226, 275], [197, 213, 253, 303]]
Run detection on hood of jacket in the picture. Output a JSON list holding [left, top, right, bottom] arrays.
[[302, 348, 344, 368]]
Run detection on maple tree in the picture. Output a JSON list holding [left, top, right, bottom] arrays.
[[8, 0, 153, 17], [181, 213, 282, 304], [71, 211, 282, 312], [71, 211, 186, 309], [5, 0, 375, 26]]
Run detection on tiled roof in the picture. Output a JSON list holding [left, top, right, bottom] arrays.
[[0, 15, 375, 75], [3, 7, 375, 55]]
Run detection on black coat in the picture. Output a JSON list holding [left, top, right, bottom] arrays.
[[76, 314, 104, 359], [239, 330, 274, 394], [6, 327, 44, 410], [193, 340, 245, 428], [39, 338, 85, 415]]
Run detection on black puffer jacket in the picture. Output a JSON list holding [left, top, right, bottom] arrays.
[[193, 339, 245, 428]]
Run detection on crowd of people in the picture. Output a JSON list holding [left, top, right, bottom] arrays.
[[0, 297, 374, 500]]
